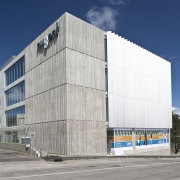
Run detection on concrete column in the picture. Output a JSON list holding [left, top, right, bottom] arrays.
[[132, 128, 136, 150], [169, 128, 171, 145], [113, 128, 116, 151]]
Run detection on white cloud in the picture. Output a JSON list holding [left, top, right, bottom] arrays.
[[160, 54, 176, 62], [85, 6, 118, 31], [172, 107, 177, 111], [169, 56, 176, 61], [105, 0, 126, 6], [172, 107, 180, 116], [166, 55, 176, 62]]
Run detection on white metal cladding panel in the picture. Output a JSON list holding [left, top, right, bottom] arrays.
[[107, 31, 172, 128]]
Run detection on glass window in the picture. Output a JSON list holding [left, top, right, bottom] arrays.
[[104, 37, 107, 62], [5, 81, 25, 107], [5, 56, 25, 86], [6, 106, 25, 127]]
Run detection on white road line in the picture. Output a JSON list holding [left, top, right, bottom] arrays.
[[0, 161, 180, 179]]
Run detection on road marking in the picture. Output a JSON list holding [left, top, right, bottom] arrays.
[[0, 161, 180, 179]]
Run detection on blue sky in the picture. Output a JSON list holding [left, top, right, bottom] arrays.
[[0, 0, 179, 107]]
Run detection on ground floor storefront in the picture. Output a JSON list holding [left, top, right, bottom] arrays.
[[0, 126, 171, 156], [107, 128, 170, 155]]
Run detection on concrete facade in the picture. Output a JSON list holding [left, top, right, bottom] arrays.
[[24, 13, 107, 155]]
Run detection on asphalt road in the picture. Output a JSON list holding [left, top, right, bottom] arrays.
[[0, 149, 180, 180]]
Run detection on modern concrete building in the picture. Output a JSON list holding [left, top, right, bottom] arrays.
[[0, 12, 172, 156]]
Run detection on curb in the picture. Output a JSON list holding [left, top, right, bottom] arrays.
[[42, 155, 180, 162]]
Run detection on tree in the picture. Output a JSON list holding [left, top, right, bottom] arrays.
[[171, 113, 180, 154]]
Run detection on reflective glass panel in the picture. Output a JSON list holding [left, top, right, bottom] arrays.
[[5, 56, 25, 86], [6, 106, 25, 127], [6, 81, 25, 107]]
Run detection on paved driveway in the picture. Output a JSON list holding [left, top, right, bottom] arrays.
[[0, 149, 180, 180], [0, 149, 38, 162]]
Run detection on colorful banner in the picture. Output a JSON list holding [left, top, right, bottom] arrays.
[[136, 139, 169, 146], [111, 141, 132, 148], [107, 128, 169, 149]]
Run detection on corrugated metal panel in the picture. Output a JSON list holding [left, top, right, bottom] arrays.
[[107, 31, 172, 128]]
